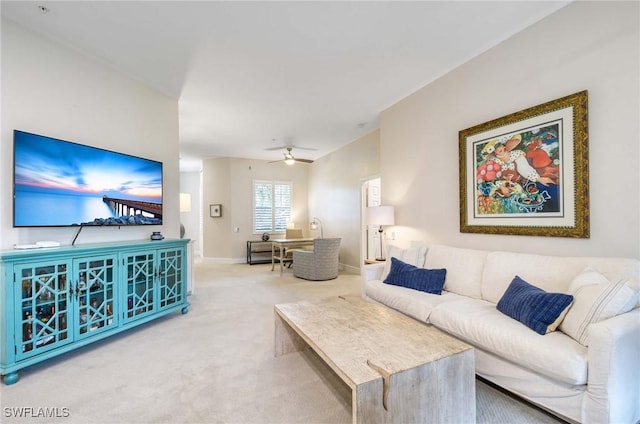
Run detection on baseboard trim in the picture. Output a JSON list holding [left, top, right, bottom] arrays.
[[340, 263, 360, 275]]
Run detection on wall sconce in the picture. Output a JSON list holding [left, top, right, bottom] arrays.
[[180, 193, 192, 213], [310, 217, 323, 239], [366, 205, 395, 260]]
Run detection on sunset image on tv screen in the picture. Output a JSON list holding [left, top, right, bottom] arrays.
[[13, 130, 163, 227]]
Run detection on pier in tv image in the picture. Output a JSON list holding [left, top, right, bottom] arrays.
[[13, 130, 163, 227]]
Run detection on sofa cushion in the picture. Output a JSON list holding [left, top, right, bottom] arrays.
[[429, 298, 587, 385], [560, 267, 640, 346], [423, 244, 487, 299], [497, 276, 573, 335], [481, 251, 640, 304], [364, 280, 465, 323], [384, 257, 446, 295], [380, 244, 428, 281]]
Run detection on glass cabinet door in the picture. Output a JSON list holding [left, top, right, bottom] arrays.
[[123, 252, 156, 323], [157, 248, 184, 311], [15, 261, 73, 360], [75, 256, 117, 339]]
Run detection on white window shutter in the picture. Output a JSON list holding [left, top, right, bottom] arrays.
[[253, 180, 292, 233]]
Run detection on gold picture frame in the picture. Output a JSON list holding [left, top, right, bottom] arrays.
[[459, 90, 589, 238]]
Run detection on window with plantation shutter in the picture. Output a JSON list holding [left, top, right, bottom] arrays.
[[253, 180, 292, 233]]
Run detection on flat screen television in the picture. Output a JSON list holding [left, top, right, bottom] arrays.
[[13, 130, 163, 227]]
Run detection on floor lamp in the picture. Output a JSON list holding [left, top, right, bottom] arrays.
[[310, 217, 323, 239], [366, 205, 395, 261]]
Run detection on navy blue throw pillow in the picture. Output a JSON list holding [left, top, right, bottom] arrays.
[[497, 276, 573, 335], [383, 257, 446, 295]]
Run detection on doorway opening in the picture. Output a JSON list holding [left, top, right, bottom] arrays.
[[360, 176, 381, 265]]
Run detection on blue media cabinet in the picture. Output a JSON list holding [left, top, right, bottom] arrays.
[[0, 239, 189, 384]]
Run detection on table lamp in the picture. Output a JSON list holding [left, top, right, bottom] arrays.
[[366, 205, 395, 260]]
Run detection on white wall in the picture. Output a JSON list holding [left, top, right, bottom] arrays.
[[201, 157, 309, 261], [1, 19, 180, 249], [180, 170, 202, 258], [380, 2, 640, 259], [201, 158, 233, 259], [308, 129, 380, 270]]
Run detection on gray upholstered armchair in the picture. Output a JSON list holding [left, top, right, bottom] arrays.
[[292, 238, 341, 281]]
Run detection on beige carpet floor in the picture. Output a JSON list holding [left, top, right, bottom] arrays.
[[1, 262, 564, 423]]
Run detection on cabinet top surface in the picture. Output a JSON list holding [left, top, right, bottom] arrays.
[[1, 238, 189, 261]]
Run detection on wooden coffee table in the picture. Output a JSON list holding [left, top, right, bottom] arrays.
[[274, 296, 475, 423]]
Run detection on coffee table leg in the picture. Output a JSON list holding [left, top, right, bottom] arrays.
[[353, 379, 385, 424], [362, 350, 475, 423], [274, 311, 308, 357]]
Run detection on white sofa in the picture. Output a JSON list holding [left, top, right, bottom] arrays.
[[362, 243, 640, 424]]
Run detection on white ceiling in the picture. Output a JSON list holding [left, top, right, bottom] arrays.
[[2, 1, 570, 171]]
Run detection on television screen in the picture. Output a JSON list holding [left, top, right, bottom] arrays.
[[13, 130, 163, 227]]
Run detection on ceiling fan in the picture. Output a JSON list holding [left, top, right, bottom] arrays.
[[269, 147, 314, 165]]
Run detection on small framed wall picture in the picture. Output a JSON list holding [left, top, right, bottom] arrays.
[[210, 204, 222, 218]]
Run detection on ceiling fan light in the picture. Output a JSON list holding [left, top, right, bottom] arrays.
[[284, 158, 295, 165]]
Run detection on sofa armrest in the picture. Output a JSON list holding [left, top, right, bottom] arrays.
[[361, 263, 385, 299], [584, 308, 640, 424], [361, 263, 384, 281]]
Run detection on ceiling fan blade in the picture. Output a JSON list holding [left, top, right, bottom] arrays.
[[267, 144, 314, 164], [264, 145, 317, 151], [268, 157, 312, 164]]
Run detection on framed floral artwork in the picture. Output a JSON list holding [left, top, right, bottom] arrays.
[[459, 90, 589, 238]]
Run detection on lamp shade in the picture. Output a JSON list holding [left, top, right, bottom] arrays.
[[310, 217, 323, 238], [179, 193, 192, 213], [366, 205, 395, 226]]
